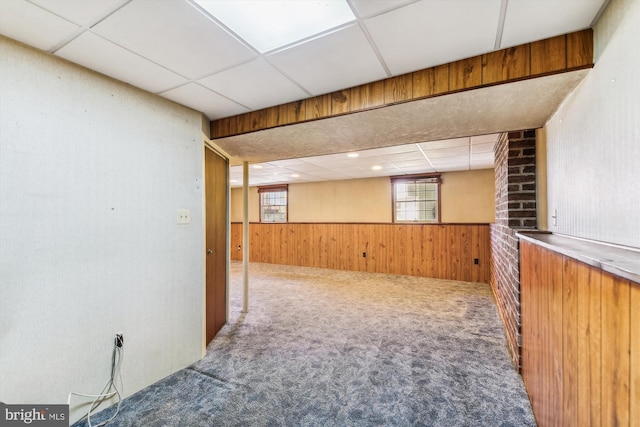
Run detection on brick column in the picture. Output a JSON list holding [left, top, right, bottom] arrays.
[[490, 129, 537, 370]]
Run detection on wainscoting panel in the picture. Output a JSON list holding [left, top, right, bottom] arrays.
[[520, 239, 638, 427], [231, 223, 491, 283]]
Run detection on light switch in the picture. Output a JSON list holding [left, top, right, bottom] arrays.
[[177, 209, 190, 224]]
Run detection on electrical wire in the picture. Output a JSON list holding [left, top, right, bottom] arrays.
[[68, 339, 124, 427]]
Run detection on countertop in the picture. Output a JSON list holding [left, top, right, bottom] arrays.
[[517, 232, 640, 285]]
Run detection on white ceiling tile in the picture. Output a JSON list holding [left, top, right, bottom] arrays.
[[470, 133, 500, 144], [0, 0, 79, 51], [423, 146, 470, 158], [390, 159, 430, 168], [437, 164, 470, 172], [501, 0, 606, 48], [160, 83, 249, 120], [471, 152, 495, 161], [365, 0, 501, 75], [56, 32, 188, 93], [430, 155, 469, 165], [195, 0, 355, 53], [30, 0, 125, 26], [91, 0, 256, 79], [198, 58, 308, 110], [470, 142, 495, 154], [418, 137, 470, 149], [349, 0, 416, 18], [268, 24, 387, 96]]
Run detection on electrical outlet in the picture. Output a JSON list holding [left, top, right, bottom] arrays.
[[474, 258, 479, 265], [177, 209, 190, 224], [115, 333, 124, 348], [362, 252, 367, 258]]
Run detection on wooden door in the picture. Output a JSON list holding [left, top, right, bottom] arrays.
[[205, 147, 227, 344]]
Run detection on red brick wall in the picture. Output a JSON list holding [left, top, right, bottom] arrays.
[[490, 130, 537, 370]]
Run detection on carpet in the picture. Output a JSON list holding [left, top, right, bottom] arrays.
[[73, 261, 536, 426]]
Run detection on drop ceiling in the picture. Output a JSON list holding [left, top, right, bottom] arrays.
[[0, 0, 607, 187]]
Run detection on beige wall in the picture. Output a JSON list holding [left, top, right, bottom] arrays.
[[536, 128, 548, 230], [441, 169, 495, 223], [231, 169, 495, 223]]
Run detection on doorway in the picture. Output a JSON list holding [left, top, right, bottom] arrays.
[[205, 147, 228, 344]]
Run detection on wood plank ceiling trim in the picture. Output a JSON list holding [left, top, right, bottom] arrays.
[[211, 29, 593, 139]]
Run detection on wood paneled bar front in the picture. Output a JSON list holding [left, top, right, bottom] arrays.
[[212, 30, 593, 139], [518, 232, 640, 427], [231, 222, 491, 283]]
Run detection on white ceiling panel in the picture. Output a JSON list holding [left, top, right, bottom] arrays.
[[91, 0, 256, 79], [30, 0, 125, 26], [56, 32, 188, 94], [198, 58, 309, 110], [422, 146, 470, 158], [471, 142, 495, 154], [418, 138, 470, 150], [160, 83, 248, 120], [0, 1, 78, 51], [471, 133, 501, 144], [501, 0, 606, 48], [365, 0, 501, 75], [268, 24, 388, 96], [349, 0, 416, 18]]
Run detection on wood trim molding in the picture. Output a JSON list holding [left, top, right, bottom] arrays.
[[211, 29, 593, 139]]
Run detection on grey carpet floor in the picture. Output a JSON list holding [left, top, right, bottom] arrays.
[[74, 262, 536, 427]]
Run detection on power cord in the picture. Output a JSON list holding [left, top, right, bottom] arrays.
[[68, 335, 124, 427]]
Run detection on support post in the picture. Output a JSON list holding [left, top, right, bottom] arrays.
[[242, 161, 249, 313]]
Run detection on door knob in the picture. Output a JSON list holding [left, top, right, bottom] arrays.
[[207, 249, 213, 256]]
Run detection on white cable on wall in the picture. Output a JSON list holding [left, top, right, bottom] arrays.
[[68, 336, 124, 427]]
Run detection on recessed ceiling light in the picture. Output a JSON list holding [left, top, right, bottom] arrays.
[[195, 0, 355, 53], [347, 152, 359, 158], [372, 165, 382, 170], [252, 165, 263, 169], [291, 174, 299, 178]]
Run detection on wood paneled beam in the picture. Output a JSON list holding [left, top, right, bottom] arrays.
[[211, 29, 593, 139]]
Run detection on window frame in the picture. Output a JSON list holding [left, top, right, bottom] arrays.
[[258, 184, 288, 223], [391, 173, 442, 223]]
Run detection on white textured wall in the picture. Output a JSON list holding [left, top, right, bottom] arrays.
[[545, 0, 640, 247], [0, 37, 204, 422]]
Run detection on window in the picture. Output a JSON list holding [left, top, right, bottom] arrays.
[[392, 174, 441, 223], [258, 184, 288, 223]]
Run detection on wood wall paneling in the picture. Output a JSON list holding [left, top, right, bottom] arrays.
[[449, 56, 483, 91], [520, 241, 637, 427], [350, 81, 385, 110], [266, 104, 289, 128], [601, 273, 630, 427], [412, 64, 450, 98], [530, 34, 567, 75], [331, 90, 351, 115], [631, 283, 640, 425], [566, 29, 594, 69], [482, 45, 531, 85], [288, 100, 306, 123], [562, 258, 579, 427], [384, 74, 413, 103], [305, 94, 331, 120], [575, 260, 602, 427], [230, 223, 491, 283], [548, 251, 564, 427]]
